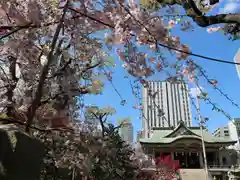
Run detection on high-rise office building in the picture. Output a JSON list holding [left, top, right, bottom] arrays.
[[119, 119, 133, 144], [234, 48, 240, 79], [142, 81, 192, 137]]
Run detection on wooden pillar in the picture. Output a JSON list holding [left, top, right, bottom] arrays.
[[199, 152, 204, 168], [215, 152, 219, 165], [185, 152, 188, 168], [171, 152, 174, 160], [219, 151, 223, 166]]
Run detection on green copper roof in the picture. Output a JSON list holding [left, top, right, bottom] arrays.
[[140, 121, 236, 144]]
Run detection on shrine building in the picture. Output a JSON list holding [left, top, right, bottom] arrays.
[[139, 121, 238, 180]]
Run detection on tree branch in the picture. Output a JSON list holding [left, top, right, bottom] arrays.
[[25, 1, 69, 133], [90, 112, 107, 137], [79, 62, 102, 78], [50, 58, 72, 78], [157, 0, 240, 27], [113, 123, 123, 131], [0, 13, 83, 40], [6, 56, 18, 117], [39, 86, 90, 106], [0, 22, 32, 40]]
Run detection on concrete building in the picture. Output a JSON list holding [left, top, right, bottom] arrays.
[[212, 118, 240, 150], [119, 119, 133, 144], [228, 118, 240, 150], [234, 48, 240, 79], [212, 126, 229, 138], [136, 130, 143, 143], [142, 81, 192, 137]]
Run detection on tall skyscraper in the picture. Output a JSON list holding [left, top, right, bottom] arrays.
[[234, 48, 240, 79], [119, 119, 133, 144], [142, 81, 192, 137]]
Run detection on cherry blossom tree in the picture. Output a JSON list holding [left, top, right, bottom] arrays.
[[0, 0, 110, 132], [35, 107, 137, 180], [0, 0, 238, 133], [0, 1, 238, 178], [135, 154, 180, 180], [143, 0, 240, 40]]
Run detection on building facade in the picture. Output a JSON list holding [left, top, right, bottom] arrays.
[[136, 130, 143, 143], [142, 81, 192, 137], [212, 127, 229, 138], [119, 120, 133, 144], [213, 118, 240, 150], [228, 118, 240, 150]]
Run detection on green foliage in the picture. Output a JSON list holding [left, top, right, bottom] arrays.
[[140, 0, 160, 11], [117, 117, 131, 125], [90, 124, 137, 180], [86, 106, 116, 116], [198, 92, 208, 99], [7, 131, 17, 151], [0, 114, 8, 119]]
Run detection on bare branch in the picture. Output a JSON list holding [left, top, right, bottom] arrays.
[[90, 112, 108, 137], [40, 86, 89, 106], [0, 22, 32, 40], [80, 62, 102, 77], [51, 58, 72, 78], [0, 13, 83, 40], [113, 123, 123, 131], [0, 64, 10, 84], [6, 56, 18, 116]]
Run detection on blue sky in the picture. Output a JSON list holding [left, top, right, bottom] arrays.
[[84, 0, 240, 140]]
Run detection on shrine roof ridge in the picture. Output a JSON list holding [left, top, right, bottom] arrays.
[[140, 121, 237, 145]]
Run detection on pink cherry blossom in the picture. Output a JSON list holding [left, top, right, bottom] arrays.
[[206, 27, 221, 33]]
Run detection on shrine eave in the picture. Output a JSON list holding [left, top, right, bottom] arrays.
[[139, 136, 237, 145], [140, 121, 237, 146]]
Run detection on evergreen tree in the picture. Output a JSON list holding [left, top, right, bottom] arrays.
[[90, 124, 137, 180]]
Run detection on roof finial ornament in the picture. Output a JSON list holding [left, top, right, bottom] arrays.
[[179, 120, 184, 125]]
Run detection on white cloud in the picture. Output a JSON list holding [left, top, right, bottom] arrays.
[[219, 0, 240, 13], [190, 86, 204, 98], [221, 3, 237, 13]]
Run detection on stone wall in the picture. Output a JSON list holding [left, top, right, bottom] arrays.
[[0, 124, 45, 180]]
